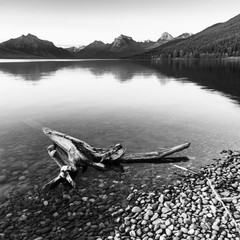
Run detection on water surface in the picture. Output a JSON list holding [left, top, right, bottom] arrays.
[[0, 59, 240, 199]]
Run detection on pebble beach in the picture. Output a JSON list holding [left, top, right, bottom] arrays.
[[1, 150, 240, 240]]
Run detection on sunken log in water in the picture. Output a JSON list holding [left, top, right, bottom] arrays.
[[42, 127, 190, 190]]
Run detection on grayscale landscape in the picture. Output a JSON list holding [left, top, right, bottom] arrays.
[[0, 0, 240, 239]]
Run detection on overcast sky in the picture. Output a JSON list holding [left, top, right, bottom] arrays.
[[0, 0, 239, 47]]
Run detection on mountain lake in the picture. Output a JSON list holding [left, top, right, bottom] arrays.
[[0, 59, 240, 200]]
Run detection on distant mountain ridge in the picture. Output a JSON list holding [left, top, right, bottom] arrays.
[[175, 33, 193, 40], [70, 33, 176, 59], [144, 32, 192, 50], [1, 13, 239, 60], [0, 32, 191, 59], [65, 45, 85, 53], [134, 14, 240, 59], [0, 34, 73, 58]]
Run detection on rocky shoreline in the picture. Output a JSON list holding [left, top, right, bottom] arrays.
[[1, 150, 240, 240]]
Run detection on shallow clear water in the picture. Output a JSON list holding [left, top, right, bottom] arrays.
[[0, 59, 240, 198]]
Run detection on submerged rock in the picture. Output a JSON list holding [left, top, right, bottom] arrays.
[[0, 175, 6, 184]]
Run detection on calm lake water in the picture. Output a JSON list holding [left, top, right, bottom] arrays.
[[0, 59, 240, 199]]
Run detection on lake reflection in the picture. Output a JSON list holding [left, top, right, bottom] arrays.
[[152, 60, 240, 103], [0, 59, 240, 198]]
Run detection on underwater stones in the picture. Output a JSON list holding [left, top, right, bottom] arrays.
[[2, 149, 240, 239], [0, 175, 6, 184], [18, 176, 26, 181]]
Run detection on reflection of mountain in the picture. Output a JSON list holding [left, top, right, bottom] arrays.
[[0, 61, 75, 81], [151, 60, 240, 102], [1, 59, 240, 103], [77, 60, 167, 82], [0, 60, 168, 83]]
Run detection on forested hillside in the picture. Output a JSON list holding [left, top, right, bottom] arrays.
[[136, 14, 240, 60]]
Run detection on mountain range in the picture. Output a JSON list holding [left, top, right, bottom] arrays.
[[65, 32, 191, 59], [136, 14, 240, 59], [0, 34, 72, 59], [0, 32, 190, 59], [0, 13, 239, 59]]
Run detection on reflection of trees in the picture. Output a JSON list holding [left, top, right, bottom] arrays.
[[151, 60, 240, 103]]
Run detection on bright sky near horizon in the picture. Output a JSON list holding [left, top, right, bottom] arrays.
[[0, 0, 239, 47]]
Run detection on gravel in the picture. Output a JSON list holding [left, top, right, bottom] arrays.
[[1, 150, 240, 239]]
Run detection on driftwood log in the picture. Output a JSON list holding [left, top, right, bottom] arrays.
[[42, 127, 190, 190]]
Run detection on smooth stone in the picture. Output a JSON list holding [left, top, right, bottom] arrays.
[[175, 230, 182, 237], [212, 224, 219, 231], [0, 175, 6, 184], [82, 197, 88, 201], [153, 224, 160, 231], [158, 194, 164, 203], [151, 213, 159, 221], [188, 229, 195, 235], [221, 191, 230, 197], [36, 226, 51, 234], [132, 206, 141, 213], [153, 218, 161, 225], [125, 219, 130, 226], [162, 207, 171, 214], [141, 220, 148, 225], [63, 194, 70, 199], [12, 171, 20, 176], [18, 176, 26, 181], [53, 212, 59, 217], [144, 214, 149, 220], [234, 212, 240, 219], [6, 213, 12, 218], [22, 170, 30, 175], [147, 232, 154, 237], [168, 224, 174, 230], [130, 219, 136, 224], [143, 227, 149, 233], [18, 214, 27, 221], [136, 229, 142, 236], [165, 219, 171, 226], [129, 230, 136, 237], [166, 228, 172, 236], [127, 193, 134, 201], [201, 186, 208, 192], [146, 209, 153, 216], [181, 227, 188, 233]]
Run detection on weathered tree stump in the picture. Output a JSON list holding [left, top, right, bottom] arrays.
[[42, 127, 190, 190]]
